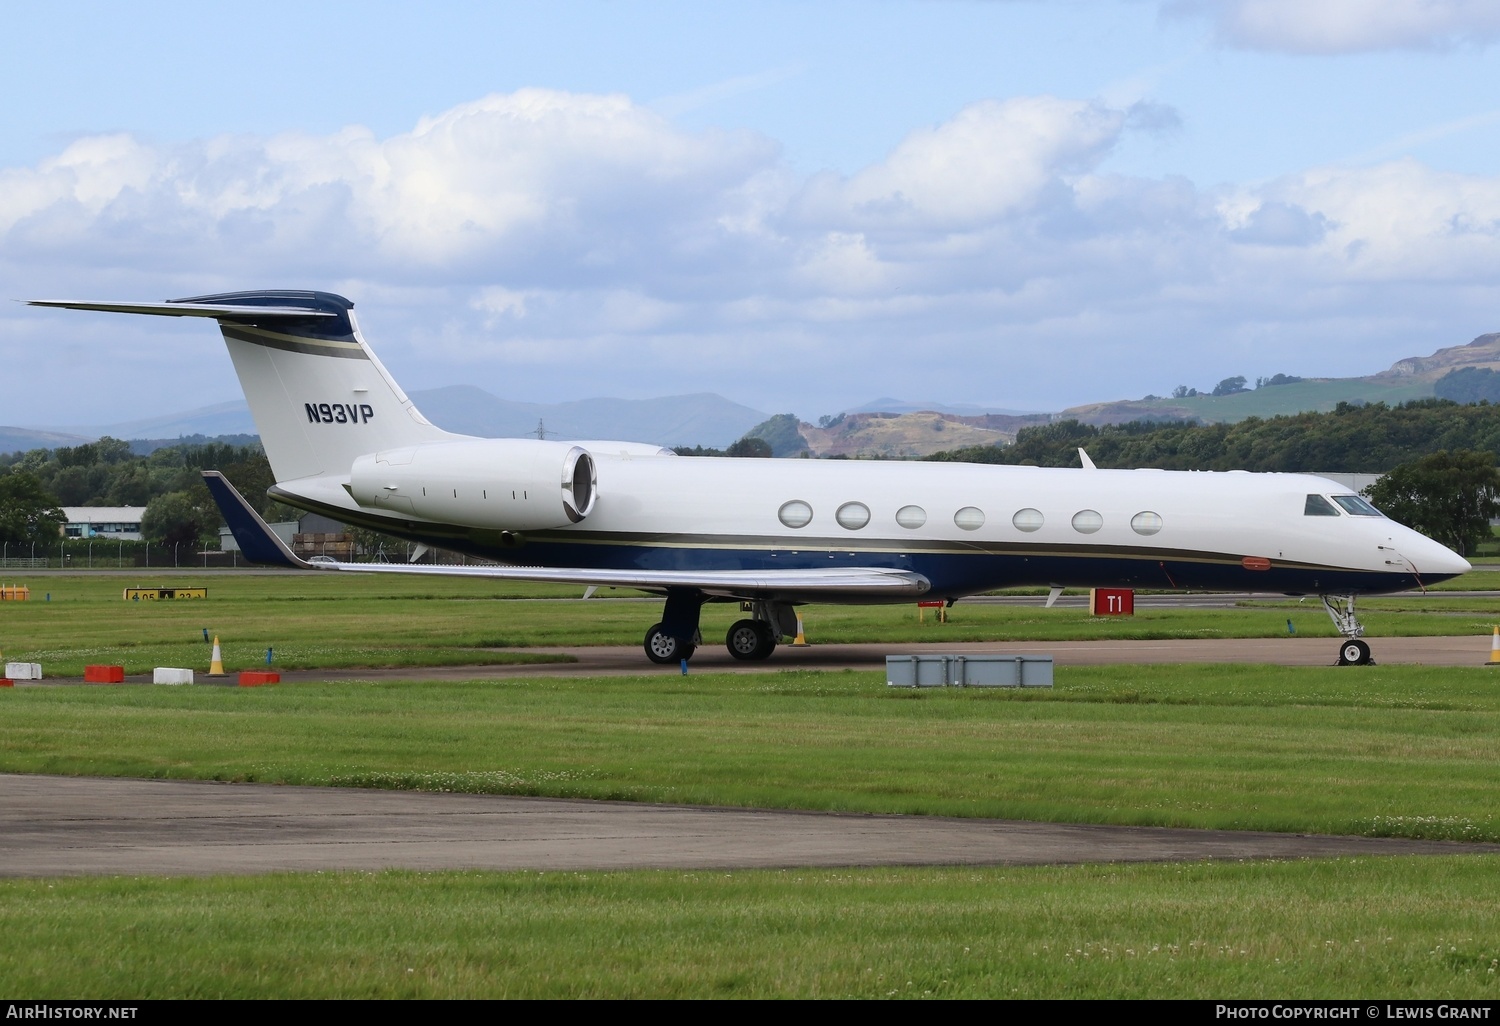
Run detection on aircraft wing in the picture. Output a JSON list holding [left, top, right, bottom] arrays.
[[203, 471, 931, 597]]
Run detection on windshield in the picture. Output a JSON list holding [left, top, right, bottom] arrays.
[[1305, 494, 1340, 516], [1331, 494, 1383, 517]]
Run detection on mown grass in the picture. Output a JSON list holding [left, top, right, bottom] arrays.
[[2, 573, 1499, 674], [5, 666, 1499, 840], [1, 858, 1496, 998], [0, 574, 594, 672]]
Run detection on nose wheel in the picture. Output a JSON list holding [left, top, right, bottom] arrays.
[[1337, 639, 1372, 666]]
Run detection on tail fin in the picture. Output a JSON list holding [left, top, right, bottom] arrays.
[[30, 290, 457, 483], [173, 290, 457, 482]]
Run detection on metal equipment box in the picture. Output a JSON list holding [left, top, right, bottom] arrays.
[[885, 654, 1053, 688]]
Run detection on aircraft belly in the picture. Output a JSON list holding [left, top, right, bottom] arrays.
[[476, 537, 1425, 599]]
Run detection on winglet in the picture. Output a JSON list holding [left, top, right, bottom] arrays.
[[202, 471, 314, 569], [1078, 447, 1097, 470]]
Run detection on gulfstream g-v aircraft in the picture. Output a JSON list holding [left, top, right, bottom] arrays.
[[32, 290, 1471, 665]]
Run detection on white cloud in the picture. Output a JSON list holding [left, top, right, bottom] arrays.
[[789, 97, 1127, 232], [1166, 0, 1500, 53], [7, 86, 1500, 421], [1, 89, 778, 281]]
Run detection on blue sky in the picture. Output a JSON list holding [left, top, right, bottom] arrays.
[[4, 0, 1500, 426]]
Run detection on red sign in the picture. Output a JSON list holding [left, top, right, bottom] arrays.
[[1091, 588, 1134, 616]]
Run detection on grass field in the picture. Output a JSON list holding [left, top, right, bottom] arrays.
[[5, 666, 1499, 840], [1, 857, 1496, 998], [2, 572, 1499, 675], [1133, 377, 1435, 423], [5, 574, 1499, 998]]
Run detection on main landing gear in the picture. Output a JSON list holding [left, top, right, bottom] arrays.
[[640, 589, 797, 664], [726, 618, 777, 661], [643, 623, 697, 664], [1321, 594, 1374, 666]]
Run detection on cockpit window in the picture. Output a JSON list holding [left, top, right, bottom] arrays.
[[1331, 494, 1383, 517], [1304, 494, 1340, 516]]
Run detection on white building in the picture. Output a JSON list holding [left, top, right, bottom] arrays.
[[60, 507, 147, 541], [1313, 473, 1382, 494]]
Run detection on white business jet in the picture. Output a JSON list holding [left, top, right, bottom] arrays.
[[30, 291, 1471, 666]]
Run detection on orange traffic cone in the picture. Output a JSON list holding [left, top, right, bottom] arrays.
[[791, 614, 809, 647], [209, 636, 225, 676], [1487, 626, 1500, 667]]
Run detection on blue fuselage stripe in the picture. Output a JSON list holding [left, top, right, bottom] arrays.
[[457, 536, 1424, 597]]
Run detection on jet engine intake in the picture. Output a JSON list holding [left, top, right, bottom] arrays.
[[348, 438, 597, 531]]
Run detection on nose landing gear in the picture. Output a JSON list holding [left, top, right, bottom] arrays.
[[1322, 594, 1375, 665], [1337, 638, 1372, 666]]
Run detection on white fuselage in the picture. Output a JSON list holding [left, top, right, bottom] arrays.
[[277, 450, 1469, 599]]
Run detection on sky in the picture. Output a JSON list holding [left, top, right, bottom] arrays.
[[4, 0, 1500, 427]]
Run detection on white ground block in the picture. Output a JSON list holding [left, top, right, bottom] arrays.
[[152, 667, 194, 685], [4, 662, 41, 680]]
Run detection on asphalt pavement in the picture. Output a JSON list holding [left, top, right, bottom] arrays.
[[3, 775, 1493, 878]]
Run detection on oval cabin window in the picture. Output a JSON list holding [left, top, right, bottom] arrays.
[[895, 504, 927, 529], [1012, 508, 1044, 533], [835, 502, 871, 530], [954, 506, 985, 531], [778, 500, 813, 529], [1131, 511, 1162, 536], [1071, 509, 1103, 534]]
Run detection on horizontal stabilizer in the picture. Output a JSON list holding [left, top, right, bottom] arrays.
[[27, 300, 336, 320], [200, 470, 930, 598]]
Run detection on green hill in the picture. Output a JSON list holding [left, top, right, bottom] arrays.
[[1063, 331, 1500, 426]]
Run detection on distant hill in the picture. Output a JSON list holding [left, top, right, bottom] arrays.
[[1060, 377, 1433, 426], [0, 426, 93, 456], [51, 400, 259, 442], [843, 397, 1040, 417], [407, 385, 768, 448], [1063, 331, 1500, 426], [9, 329, 1500, 459], [8, 387, 769, 455], [797, 410, 1053, 458]]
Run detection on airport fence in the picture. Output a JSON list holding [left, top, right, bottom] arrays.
[[2, 539, 497, 569]]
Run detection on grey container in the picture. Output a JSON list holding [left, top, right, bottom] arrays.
[[885, 654, 1052, 688]]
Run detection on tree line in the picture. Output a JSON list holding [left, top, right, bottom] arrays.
[[926, 398, 1500, 473], [0, 437, 284, 549]]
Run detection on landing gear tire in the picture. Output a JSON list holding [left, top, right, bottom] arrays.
[[644, 623, 695, 664], [726, 619, 777, 661], [1337, 639, 1372, 666]]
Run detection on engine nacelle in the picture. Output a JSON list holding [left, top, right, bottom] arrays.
[[348, 438, 597, 530]]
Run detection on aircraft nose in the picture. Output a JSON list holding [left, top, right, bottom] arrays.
[[1403, 532, 1471, 578]]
